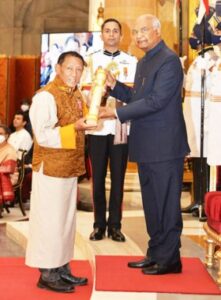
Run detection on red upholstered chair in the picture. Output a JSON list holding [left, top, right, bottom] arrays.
[[203, 191, 221, 285]]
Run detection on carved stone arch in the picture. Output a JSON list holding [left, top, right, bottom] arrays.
[[21, 0, 89, 55], [14, 0, 33, 27]]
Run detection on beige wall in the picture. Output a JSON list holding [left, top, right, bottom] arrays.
[[0, 0, 192, 63], [104, 0, 189, 60], [0, 0, 89, 56], [104, 0, 156, 58]]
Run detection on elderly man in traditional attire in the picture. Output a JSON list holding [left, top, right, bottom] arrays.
[[25, 51, 96, 293]]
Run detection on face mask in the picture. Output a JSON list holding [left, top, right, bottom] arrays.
[[0, 135, 6, 144], [21, 104, 29, 112], [211, 34, 221, 45], [189, 37, 201, 49]]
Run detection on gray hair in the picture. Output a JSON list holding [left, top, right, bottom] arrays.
[[139, 14, 161, 30], [152, 16, 161, 30]]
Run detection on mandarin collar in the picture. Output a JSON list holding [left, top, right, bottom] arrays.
[[54, 75, 77, 95], [197, 45, 214, 56], [144, 40, 165, 60], [103, 49, 121, 57]]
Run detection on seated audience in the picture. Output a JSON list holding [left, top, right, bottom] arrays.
[[0, 125, 17, 217], [8, 111, 33, 206], [8, 110, 33, 153], [9, 100, 33, 137]]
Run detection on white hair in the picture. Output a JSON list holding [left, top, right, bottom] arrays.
[[138, 14, 161, 30], [152, 17, 161, 30]]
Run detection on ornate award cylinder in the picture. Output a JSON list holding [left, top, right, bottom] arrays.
[[86, 66, 106, 125]]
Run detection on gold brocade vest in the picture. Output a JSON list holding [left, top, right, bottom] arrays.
[[32, 76, 85, 178]]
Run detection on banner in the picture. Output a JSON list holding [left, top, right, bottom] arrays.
[[197, 0, 209, 24]]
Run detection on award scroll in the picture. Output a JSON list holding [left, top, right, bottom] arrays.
[[86, 66, 106, 126]]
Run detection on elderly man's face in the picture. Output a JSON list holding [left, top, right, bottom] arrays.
[[56, 56, 84, 88], [132, 16, 161, 52]]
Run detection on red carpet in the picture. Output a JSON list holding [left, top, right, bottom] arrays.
[[95, 255, 221, 295], [0, 257, 93, 300]]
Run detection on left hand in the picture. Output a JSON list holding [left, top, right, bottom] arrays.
[[75, 117, 97, 131], [179, 55, 187, 69]]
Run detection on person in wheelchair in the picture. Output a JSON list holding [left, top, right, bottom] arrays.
[[0, 124, 17, 217]]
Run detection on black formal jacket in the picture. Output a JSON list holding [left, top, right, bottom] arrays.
[[111, 40, 190, 163]]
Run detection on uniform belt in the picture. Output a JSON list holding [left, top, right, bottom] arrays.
[[185, 91, 221, 102], [210, 95, 221, 102], [185, 91, 209, 98]]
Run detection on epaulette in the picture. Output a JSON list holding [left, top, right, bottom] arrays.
[[125, 51, 135, 57], [88, 49, 102, 57]]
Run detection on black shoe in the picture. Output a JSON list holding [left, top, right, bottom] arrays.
[[192, 208, 207, 221], [60, 274, 88, 286], [190, 203, 199, 213], [142, 261, 182, 275], [108, 228, 126, 242], [89, 228, 105, 241], [182, 202, 199, 213], [37, 276, 74, 293], [128, 257, 156, 268]]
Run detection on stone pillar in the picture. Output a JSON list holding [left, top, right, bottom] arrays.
[[89, 0, 105, 31]]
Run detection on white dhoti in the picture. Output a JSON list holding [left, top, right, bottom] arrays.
[[25, 166, 78, 269]]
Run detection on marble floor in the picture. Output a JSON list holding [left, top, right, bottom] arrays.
[[0, 179, 221, 300]]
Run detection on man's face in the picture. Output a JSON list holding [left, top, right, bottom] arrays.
[[56, 55, 84, 88], [13, 114, 26, 129], [101, 21, 121, 49], [132, 16, 161, 52]]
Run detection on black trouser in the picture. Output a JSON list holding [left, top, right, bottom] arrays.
[[138, 158, 184, 266], [88, 134, 128, 230], [192, 157, 209, 205]]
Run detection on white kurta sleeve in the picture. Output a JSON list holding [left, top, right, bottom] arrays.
[[22, 131, 33, 152], [29, 91, 62, 148]]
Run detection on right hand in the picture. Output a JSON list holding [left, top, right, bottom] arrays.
[[99, 107, 116, 119], [105, 71, 116, 90]]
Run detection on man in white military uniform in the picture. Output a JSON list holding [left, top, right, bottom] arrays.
[[87, 18, 137, 242], [207, 22, 221, 188], [183, 22, 217, 216]]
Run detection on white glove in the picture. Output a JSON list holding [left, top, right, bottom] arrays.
[[197, 56, 207, 70], [179, 56, 187, 69]]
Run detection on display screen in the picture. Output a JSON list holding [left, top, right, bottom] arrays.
[[40, 32, 103, 87]]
